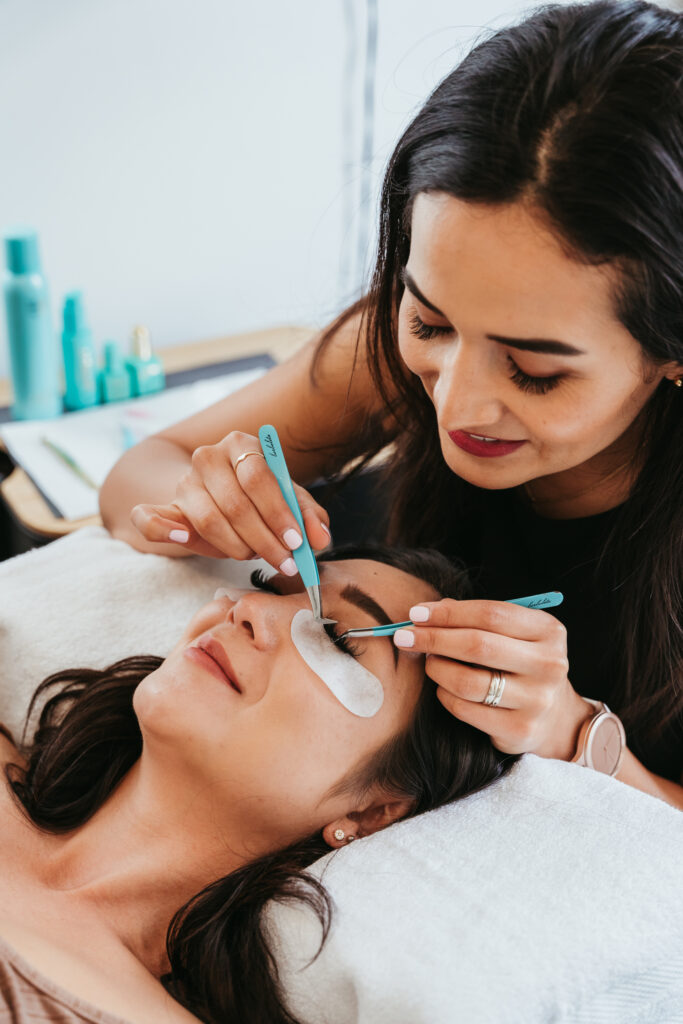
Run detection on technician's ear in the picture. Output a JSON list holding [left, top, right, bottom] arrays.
[[323, 795, 415, 848]]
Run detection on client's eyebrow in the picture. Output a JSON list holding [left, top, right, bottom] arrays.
[[340, 583, 398, 668], [400, 267, 585, 357]]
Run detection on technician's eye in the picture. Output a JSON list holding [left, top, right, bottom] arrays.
[[407, 309, 452, 341], [250, 568, 281, 594], [323, 621, 362, 660], [507, 356, 563, 395]]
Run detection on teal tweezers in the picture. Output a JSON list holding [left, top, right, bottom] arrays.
[[337, 591, 564, 641]]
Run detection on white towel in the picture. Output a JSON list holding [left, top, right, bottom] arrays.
[[1, 528, 681, 1023], [0, 526, 258, 738], [267, 754, 683, 1023]]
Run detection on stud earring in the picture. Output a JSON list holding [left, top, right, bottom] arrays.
[[334, 828, 345, 841], [675, 377, 683, 388]]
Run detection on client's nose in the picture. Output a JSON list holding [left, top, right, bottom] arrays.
[[229, 593, 285, 652]]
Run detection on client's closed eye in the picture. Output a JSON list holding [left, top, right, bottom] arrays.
[[250, 568, 362, 660], [322, 621, 361, 659]]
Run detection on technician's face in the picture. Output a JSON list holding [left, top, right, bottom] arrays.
[[397, 193, 681, 494]]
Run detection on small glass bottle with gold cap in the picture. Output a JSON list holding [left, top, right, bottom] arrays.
[[125, 325, 165, 397]]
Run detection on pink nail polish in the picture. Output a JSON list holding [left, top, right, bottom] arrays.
[[410, 605, 430, 622], [283, 528, 303, 550], [279, 557, 298, 577], [169, 529, 189, 543], [394, 629, 415, 649]]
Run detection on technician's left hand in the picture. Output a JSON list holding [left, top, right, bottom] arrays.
[[393, 599, 592, 760]]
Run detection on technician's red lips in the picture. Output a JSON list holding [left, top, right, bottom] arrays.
[[194, 636, 242, 693], [448, 430, 526, 458]]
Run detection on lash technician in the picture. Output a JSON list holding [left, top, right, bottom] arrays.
[[101, 0, 683, 809]]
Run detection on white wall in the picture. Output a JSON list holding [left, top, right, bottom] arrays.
[[0, 0, 562, 380]]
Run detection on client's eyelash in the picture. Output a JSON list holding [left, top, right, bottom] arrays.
[[250, 568, 281, 594], [323, 621, 361, 660], [251, 568, 361, 660]]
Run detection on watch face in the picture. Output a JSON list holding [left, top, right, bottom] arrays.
[[588, 717, 623, 774]]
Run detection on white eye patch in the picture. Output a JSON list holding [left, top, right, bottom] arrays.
[[290, 608, 384, 718]]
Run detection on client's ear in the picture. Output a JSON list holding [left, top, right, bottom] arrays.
[[323, 796, 414, 848]]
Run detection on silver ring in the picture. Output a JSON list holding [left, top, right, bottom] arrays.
[[233, 450, 266, 472], [483, 671, 506, 707]]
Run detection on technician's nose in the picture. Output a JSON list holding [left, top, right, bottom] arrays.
[[431, 342, 501, 428]]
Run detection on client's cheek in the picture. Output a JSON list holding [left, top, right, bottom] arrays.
[[290, 610, 384, 717]]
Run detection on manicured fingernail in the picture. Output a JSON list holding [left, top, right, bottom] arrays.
[[410, 605, 430, 622], [169, 529, 189, 543], [283, 528, 303, 550], [279, 557, 298, 577], [394, 629, 415, 648], [320, 522, 331, 540]]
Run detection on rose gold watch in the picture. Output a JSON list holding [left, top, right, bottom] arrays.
[[571, 699, 626, 777]]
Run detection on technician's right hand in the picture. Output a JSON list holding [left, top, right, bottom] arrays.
[[129, 430, 332, 570]]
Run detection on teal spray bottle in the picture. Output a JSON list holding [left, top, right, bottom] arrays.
[[2, 228, 61, 420]]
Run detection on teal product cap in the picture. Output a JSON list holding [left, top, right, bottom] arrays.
[[3, 228, 41, 274], [63, 291, 89, 334]]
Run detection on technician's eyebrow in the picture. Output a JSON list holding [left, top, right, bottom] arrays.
[[400, 267, 586, 357], [339, 583, 399, 668]]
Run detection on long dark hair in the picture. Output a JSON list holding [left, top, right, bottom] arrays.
[[5, 545, 517, 1023], [315, 0, 683, 768]]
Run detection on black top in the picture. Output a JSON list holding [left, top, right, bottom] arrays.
[[442, 488, 682, 784], [320, 473, 682, 784]]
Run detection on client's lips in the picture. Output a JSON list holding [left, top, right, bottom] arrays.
[[195, 636, 242, 693]]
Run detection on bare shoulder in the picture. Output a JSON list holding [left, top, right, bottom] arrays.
[[156, 306, 386, 479], [0, 918, 202, 1024]]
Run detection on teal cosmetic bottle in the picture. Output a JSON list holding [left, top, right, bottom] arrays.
[[98, 340, 132, 402], [3, 228, 61, 420], [125, 325, 165, 396], [62, 291, 99, 410]]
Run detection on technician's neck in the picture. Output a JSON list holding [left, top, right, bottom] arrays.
[[520, 431, 640, 520]]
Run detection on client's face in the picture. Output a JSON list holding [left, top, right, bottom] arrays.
[[133, 559, 437, 848]]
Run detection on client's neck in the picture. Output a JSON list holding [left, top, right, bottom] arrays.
[[35, 758, 265, 976]]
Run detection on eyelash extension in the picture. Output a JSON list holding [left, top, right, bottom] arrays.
[[251, 568, 362, 660], [323, 621, 361, 660], [407, 308, 452, 341], [507, 356, 563, 395], [250, 568, 281, 594]]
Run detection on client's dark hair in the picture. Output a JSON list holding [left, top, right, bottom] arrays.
[[6, 545, 518, 1023]]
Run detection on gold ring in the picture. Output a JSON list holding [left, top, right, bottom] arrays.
[[233, 450, 266, 471]]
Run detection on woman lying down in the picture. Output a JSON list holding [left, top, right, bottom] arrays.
[[0, 546, 517, 1024]]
